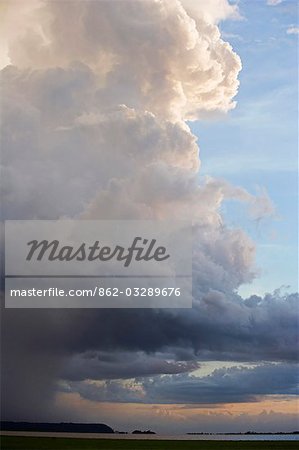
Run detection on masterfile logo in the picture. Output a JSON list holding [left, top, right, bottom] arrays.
[[5, 220, 192, 308], [26, 237, 170, 266]]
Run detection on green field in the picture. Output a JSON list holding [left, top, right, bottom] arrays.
[[1, 436, 298, 450]]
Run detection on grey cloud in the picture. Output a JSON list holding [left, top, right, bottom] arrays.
[[61, 351, 199, 382], [1, 278, 298, 419], [62, 362, 299, 405]]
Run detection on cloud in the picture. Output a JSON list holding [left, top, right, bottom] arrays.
[[286, 26, 299, 35], [61, 351, 200, 382], [62, 362, 299, 405], [1, 0, 297, 425], [266, 0, 283, 6], [3, 0, 242, 121], [53, 393, 299, 434], [2, 290, 298, 419], [181, 0, 241, 24]]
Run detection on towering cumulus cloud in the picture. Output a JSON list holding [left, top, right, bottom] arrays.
[[1, 0, 297, 430]]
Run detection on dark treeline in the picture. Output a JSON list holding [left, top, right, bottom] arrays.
[[0, 421, 114, 433]]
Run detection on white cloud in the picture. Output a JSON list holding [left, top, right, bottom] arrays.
[[3, 0, 242, 121], [266, 0, 283, 6], [286, 26, 299, 35], [1, 0, 274, 290], [181, 0, 241, 24]]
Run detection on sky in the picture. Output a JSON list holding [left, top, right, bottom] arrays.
[[191, 0, 298, 298], [1, 0, 298, 434]]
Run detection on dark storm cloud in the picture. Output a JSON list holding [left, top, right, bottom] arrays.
[[54, 291, 298, 363], [60, 362, 299, 405], [61, 351, 199, 381], [1, 290, 298, 419]]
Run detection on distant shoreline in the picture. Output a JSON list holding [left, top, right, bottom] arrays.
[[1, 431, 299, 441], [187, 432, 299, 435], [1, 421, 298, 436]]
